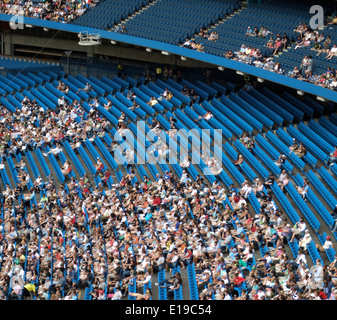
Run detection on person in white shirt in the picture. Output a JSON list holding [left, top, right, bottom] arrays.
[[326, 44, 337, 60], [180, 170, 188, 184], [180, 155, 190, 168], [182, 39, 192, 47], [147, 97, 158, 107], [290, 219, 307, 242], [111, 288, 122, 300], [312, 259, 324, 286], [296, 251, 307, 266], [330, 77, 337, 89], [43, 145, 63, 157], [316, 236, 333, 252], [89, 99, 99, 109], [299, 229, 312, 251], [136, 257, 150, 273], [137, 270, 152, 288], [277, 169, 287, 184], [58, 96, 66, 107], [12, 280, 23, 297]]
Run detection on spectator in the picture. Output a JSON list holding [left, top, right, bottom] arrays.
[[288, 66, 301, 78], [290, 219, 307, 242], [294, 143, 307, 159], [316, 236, 333, 253], [233, 154, 244, 168], [246, 26, 252, 36], [299, 230, 312, 252], [300, 55, 310, 76], [317, 37, 332, 56], [326, 44, 337, 60], [328, 146, 337, 166], [295, 179, 309, 201], [275, 154, 286, 168]]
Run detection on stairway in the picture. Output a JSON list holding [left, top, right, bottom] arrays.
[[190, 5, 247, 41], [116, 0, 160, 27]]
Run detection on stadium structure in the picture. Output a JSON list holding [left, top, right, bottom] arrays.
[[0, 0, 336, 301]]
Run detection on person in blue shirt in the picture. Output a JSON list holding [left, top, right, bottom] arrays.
[[231, 222, 244, 238], [144, 210, 153, 223], [245, 26, 252, 36], [164, 171, 170, 180], [225, 247, 238, 264]]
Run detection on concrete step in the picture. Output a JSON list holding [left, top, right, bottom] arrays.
[[180, 267, 190, 300], [151, 272, 159, 300], [117, 0, 160, 26], [78, 288, 86, 300], [4, 157, 17, 190], [31, 150, 47, 182], [60, 148, 83, 181]]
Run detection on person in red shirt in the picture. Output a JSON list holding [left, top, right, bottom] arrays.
[[83, 185, 90, 194], [103, 170, 111, 186], [58, 235, 64, 246], [234, 274, 245, 286], [232, 272, 245, 293], [318, 289, 327, 300], [151, 195, 161, 212], [120, 177, 127, 188]]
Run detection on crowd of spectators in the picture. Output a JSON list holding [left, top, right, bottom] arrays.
[[198, 28, 219, 42], [181, 27, 221, 52], [179, 19, 337, 92], [229, 44, 284, 74], [0, 0, 98, 23], [0, 68, 336, 301], [182, 39, 205, 52], [112, 24, 126, 34], [222, 21, 337, 92]]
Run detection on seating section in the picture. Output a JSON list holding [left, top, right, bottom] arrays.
[[73, 0, 152, 30], [0, 65, 336, 301], [3, 0, 337, 94], [194, 1, 312, 57], [122, 0, 240, 44]]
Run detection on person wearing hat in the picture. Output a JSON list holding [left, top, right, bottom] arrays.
[[316, 236, 333, 252], [272, 37, 283, 55], [299, 230, 312, 252], [246, 26, 252, 36], [289, 138, 300, 154]]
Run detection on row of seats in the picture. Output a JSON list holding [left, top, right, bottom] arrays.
[[1, 67, 337, 298]]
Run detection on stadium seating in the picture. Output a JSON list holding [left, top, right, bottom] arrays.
[[0, 63, 335, 301]]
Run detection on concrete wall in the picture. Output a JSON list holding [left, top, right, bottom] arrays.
[[1, 32, 213, 68]]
